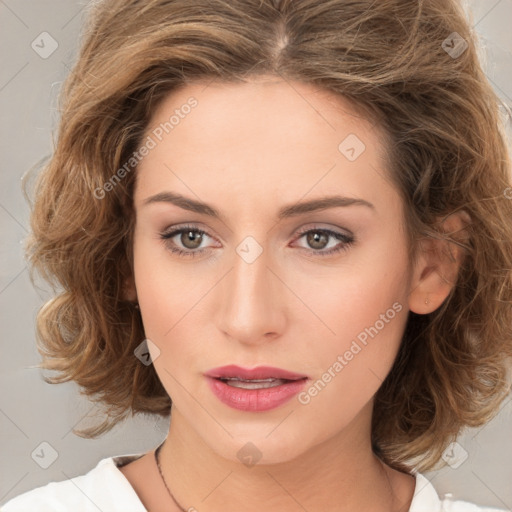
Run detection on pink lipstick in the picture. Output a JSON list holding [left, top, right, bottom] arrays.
[[204, 365, 308, 412]]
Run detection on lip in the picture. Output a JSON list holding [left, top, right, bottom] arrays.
[[205, 365, 308, 381], [204, 365, 309, 412]]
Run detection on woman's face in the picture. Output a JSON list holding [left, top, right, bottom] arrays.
[[131, 77, 414, 464]]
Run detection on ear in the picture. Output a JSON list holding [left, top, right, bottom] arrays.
[[408, 210, 471, 314], [122, 274, 138, 303]]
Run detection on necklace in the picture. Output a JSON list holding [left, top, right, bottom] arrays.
[[155, 442, 187, 512], [155, 442, 400, 512]]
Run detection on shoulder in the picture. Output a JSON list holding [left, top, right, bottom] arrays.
[[410, 473, 510, 512], [438, 497, 510, 512], [1, 453, 147, 512]]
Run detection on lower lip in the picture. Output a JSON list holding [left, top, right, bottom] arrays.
[[206, 377, 308, 412]]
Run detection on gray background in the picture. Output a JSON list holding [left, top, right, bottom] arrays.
[[1, 0, 511, 509]]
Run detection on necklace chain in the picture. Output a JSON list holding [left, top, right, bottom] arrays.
[[155, 443, 187, 512], [155, 443, 400, 512]]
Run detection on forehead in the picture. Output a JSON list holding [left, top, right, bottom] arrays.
[[134, 77, 395, 217], [146, 76, 379, 146]]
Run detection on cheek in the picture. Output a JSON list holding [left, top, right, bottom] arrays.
[[298, 233, 409, 351], [133, 247, 173, 340], [295, 289, 408, 430], [133, 233, 201, 337], [294, 233, 410, 401], [132, 235, 220, 387]]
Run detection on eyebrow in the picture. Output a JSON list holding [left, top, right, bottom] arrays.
[[142, 191, 375, 220]]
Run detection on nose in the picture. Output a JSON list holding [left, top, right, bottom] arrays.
[[215, 243, 286, 346]]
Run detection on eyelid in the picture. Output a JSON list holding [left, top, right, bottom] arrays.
[[293, 223, 353, 239]]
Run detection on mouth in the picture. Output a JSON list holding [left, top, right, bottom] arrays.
[[204, 365, 309, 411]]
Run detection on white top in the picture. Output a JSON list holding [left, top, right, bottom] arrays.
[[1, 452, 509, 512]]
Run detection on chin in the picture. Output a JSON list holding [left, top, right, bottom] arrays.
[[199, 419, 322, 467]]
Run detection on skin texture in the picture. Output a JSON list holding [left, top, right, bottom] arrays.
[[121, 76, 466, 512]]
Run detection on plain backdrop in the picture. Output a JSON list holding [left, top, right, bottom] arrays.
[[1, 0, 511, 509]]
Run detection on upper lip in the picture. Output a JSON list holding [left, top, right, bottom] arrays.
[[205, 365, 308, 381]]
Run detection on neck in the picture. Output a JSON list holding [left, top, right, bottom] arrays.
[[157, 403, 413, 512]]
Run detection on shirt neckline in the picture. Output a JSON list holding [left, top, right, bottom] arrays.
[[109, 453, 442, 512]]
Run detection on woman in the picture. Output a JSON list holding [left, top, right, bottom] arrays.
[[3, 0, 511, 511]]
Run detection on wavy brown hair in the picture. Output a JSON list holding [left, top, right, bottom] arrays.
[[23, 0, 512, 472]]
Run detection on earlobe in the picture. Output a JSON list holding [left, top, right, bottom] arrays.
[[408, 210, 471, 314], [122, 275, 138, 303]]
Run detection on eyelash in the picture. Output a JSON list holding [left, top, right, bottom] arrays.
[[159, 224, 355, 259]]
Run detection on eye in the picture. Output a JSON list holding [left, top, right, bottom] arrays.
[[292, 226, 355, 256], [159, 224, 355, 258], [159, 224, 216, 258]]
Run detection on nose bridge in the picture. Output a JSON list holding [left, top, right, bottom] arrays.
[[233, 241, 270, 299], [216, 237, 284, 343]]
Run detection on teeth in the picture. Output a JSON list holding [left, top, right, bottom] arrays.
[[222, 377, 281, 382], [221, 378, 288, 389]]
